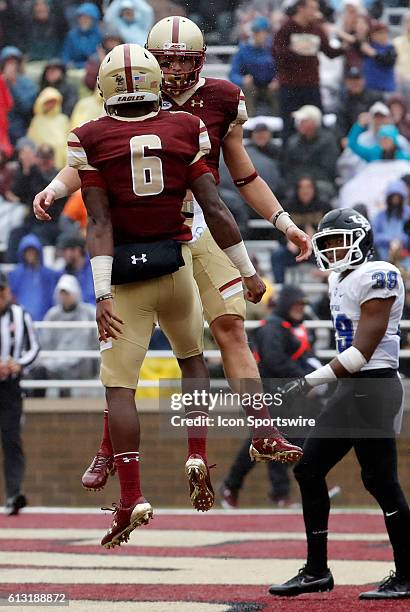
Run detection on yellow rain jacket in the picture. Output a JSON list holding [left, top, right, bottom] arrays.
[[28, 87, 70, 169], [70, 87, 104, 131]]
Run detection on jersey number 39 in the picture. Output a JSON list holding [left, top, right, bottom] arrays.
[[130, 135, 164, 197], [334, 313, 354, 352], [371, 271, 398, 290]]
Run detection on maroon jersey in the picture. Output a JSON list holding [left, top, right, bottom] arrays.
[[161, 77, 248, 183], [67, 110, 211, 245]]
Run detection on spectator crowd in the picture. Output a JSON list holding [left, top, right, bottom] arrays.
[[0, 0, 409, 319]]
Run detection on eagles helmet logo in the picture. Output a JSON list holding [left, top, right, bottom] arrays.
[[113, 73, 126, 93], [99, 45, 162, 112]]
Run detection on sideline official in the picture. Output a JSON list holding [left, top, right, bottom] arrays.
[[0, 272, 39, 515]]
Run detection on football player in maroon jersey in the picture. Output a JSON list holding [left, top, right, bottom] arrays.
[[72, 42, 271, 546], [33, 18, 307, 492]]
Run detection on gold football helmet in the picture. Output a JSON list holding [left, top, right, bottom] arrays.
[[146, 16, 206, 93], [97, 43, 162, 113]]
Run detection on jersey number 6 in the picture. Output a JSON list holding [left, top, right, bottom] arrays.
[[130, 134, 164, 197]]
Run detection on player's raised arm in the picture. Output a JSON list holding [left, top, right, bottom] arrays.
[[33, 166, 81, 221], [191, 171, 265, 304], [222, 124, 312, 261]]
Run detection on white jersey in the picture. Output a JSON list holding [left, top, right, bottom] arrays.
[[328, 260, 404, 371], [189, 199, 207, 244]]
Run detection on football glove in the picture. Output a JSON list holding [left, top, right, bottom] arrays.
[[279, 377, 312, 403]]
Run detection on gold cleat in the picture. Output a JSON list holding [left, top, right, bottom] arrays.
[[185, 454, 215, 512], [101, 499, 153, 548], [249, 437, 303, 464]]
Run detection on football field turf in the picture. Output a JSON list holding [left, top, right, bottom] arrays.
[[0, 508, 407, 611]]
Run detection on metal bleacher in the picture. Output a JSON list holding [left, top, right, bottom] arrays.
[[19, 315, 410, 392], [15, 6, 410, 392]]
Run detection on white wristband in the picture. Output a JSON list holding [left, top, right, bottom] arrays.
[[337, 346, 367, 374], [48, 178, 68, 200], [223, 241, 256, 278], [90, 255, 113, 299], [305, 363, 337, 387]]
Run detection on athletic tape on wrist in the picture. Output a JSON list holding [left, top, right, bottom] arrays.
[[91, 256, 113, 299], [223, 241, 256, 278], [305, 363, 337, 387], [270, 210, 296, 234], [337, 346, 367, 373], [48, 178, 68, 199]]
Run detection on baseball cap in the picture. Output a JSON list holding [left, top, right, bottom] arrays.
[[343, 0, 363, 8], [54, 274, 82, 301], [0, 46, 23, 63], [346, 66, 363, 79], [56, 233, 86, 250], [45, 58, 66, 71], [16, 137, 37, 153], [369, 101, 390, 117], [0, 272, 9, 288], [292, 105, 322, 125], [253, 122, 270, 132]]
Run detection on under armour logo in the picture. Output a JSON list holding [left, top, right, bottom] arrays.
[[131, 254, 147, 264], [191, 99, 204, 107], [122, 457, 139, 463]]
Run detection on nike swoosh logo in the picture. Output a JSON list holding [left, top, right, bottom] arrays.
[[385, 510, 398, 517]]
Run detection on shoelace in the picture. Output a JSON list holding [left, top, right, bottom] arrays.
[[90, 454, 111, 473], [101, 502, 120, 513], [378, 570, 397, 590]]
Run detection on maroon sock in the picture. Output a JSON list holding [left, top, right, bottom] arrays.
[[244, 403, 278, 439], [99, 408, 113, 457], [114, 452, 142, 507], [185, 410, 207, 461]]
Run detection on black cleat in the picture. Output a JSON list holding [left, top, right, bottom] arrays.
[[269, 566, 334, 597], [5, 494, 27, 516], [359, 572, 410, 599]]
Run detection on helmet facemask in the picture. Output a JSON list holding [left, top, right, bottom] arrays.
[[150, 49, 205, 93], [312, 228, 368, 273]]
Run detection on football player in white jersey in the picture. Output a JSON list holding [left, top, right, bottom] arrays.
[[269, 208, 410, 600]]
